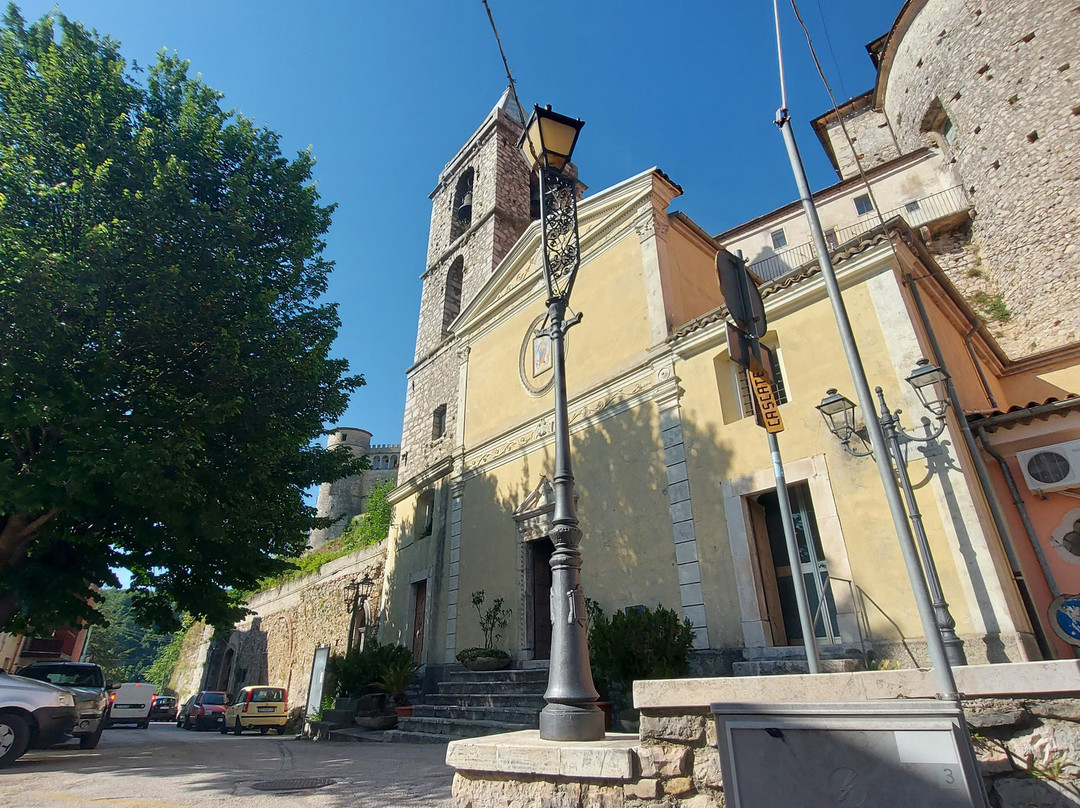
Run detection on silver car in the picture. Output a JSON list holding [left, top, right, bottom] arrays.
[[16, 662, 110, 749]]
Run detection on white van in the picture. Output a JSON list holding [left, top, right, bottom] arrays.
[[108, 682, 156, 728]]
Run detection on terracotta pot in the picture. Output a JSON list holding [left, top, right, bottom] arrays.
[[463, 656, 511, 671], [394, 705, 413, 718], [597, 701, 614, 730]]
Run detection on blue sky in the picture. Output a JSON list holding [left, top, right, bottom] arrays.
[[16, 0, 904, 446]]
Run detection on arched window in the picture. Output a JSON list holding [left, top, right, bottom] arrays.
[[920, 98, 957, 152], [392, 456, 398, 468], [382, 455, 389, 468], [451, 168, 474, 240], [529, 172, 541, 221], [443, 257, 464, 332]]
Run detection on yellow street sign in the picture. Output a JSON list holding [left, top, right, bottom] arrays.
[[749, 369, 784, 433]]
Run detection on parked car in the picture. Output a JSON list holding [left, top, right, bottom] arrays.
[[221, 686, 288, 735], [107, 682, 155, 728], [0, 672, 77, 766], [176, 695, 195, 728], [15, 661, 109, 749], [180, 691, 231, 731], [149, 694, 177, 722]]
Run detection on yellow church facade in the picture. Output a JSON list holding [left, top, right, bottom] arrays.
[[379, 160, 1042, 674]]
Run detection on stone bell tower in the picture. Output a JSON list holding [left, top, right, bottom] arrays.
[[399, 88, 534, 479]]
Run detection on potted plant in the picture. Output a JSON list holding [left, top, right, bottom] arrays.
[[455, 590, 512, 671], [378, 647, 421, 717]]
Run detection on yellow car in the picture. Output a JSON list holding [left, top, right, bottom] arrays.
[[220, 686, 288, 735]]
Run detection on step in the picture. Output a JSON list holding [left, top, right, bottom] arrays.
[[740, 644, 865, 661], [424, 693, 547, 710], [318, 709, 358, 728], [395, 715, 535, 738], [383, 729, 457, 744], [446, 668, 550, 684], [438, 680, 547, 697], [411, 704, 540, 725], [732, 658, 864, 677]]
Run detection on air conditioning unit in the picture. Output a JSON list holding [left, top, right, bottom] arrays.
[[1015, 439, 1080, 493]]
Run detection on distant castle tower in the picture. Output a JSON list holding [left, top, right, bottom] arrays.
[[398, 88, 535, 480], [309, 427, 400, 550]]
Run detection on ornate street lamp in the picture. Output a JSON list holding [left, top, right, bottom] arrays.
[[519, 104, 604, 742], [344, 573, 376, 654], [817, 360, 967, 666]]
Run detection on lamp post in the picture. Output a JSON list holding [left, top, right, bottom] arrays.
[[344, 573, 376, 655], [519, 104, 604, 742], [817, 360, 967, 667]]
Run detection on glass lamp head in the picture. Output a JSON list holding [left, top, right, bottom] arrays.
[[817, 388, 858, 442], [519, 105, 584, 173], [906, 358, 950, 416], [357, 573, 376, 601]]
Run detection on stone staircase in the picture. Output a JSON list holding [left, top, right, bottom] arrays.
[[384, 666, 548, 743], [731, 643, 867, 676]]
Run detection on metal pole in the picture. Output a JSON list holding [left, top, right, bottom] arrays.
[[345, 592, 358, 655], [776, 110, 959, 700], [876, 389, 967, 666], [768, 430, 823, 673], [538, 169, 604, 743], [740, 299, 821, 673]]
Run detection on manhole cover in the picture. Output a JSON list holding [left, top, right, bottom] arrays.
[[251, 778, 336, 792]]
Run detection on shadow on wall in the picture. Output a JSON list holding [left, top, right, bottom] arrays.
[[380, 387, 741, 663]]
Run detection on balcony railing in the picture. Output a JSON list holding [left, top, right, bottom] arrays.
[[747, 185, 970, 283]]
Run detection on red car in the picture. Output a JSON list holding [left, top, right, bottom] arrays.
[[179, 691, 232, 731]]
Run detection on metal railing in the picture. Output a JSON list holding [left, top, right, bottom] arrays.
[[748, 185, 970, 282], [811, 574, 920, 669]]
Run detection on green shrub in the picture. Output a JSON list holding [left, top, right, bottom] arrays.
[[455, 647, 510, 664], [377, 653, 421, 706], [587, 601, 695, 710], [327, 640, 414, 699], [340, 479, 394, 551]]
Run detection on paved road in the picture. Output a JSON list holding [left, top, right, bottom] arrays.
[[0, 722, 454, 808]]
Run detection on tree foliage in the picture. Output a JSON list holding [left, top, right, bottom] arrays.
[[0, 6, 363, 633], [83, 588, 173, 683], [340, 478, 394, 551], [587, 601, 695, 708]]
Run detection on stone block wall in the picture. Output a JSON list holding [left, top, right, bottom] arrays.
[[404, 106, 533, 483], [450, 700, 1080, 808], [168, 542, 387, 712], [400, 344, 459, 478], [309, 431, 399, 550], [881, 0, 1080, 355], [819, 96, 902, 180]]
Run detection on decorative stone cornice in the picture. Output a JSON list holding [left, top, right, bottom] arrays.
[[388, 456, 454, 504]]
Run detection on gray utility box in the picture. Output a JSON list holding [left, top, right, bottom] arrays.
[[711, 700, 988, 808]]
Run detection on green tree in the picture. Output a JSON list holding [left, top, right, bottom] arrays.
[[0, 7, 363, 633], [341, 478, 395, 550], [83, 589, 173, 683]]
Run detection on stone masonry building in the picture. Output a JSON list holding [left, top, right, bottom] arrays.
[[308, 427, 399, 550], [809, 0, 1079, 356]]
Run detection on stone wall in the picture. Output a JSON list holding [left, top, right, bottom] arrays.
[[402, 101, 532, 483], [168, 541, 387, 712], [310, 427, 399, 550], [168, 622, 215, 702], [882, 0, 1079, 355], [448, 662, 1080, 808]]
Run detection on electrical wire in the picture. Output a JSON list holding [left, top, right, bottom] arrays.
[[481, 0, 529, 133], [782, 0, 911, 280]]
